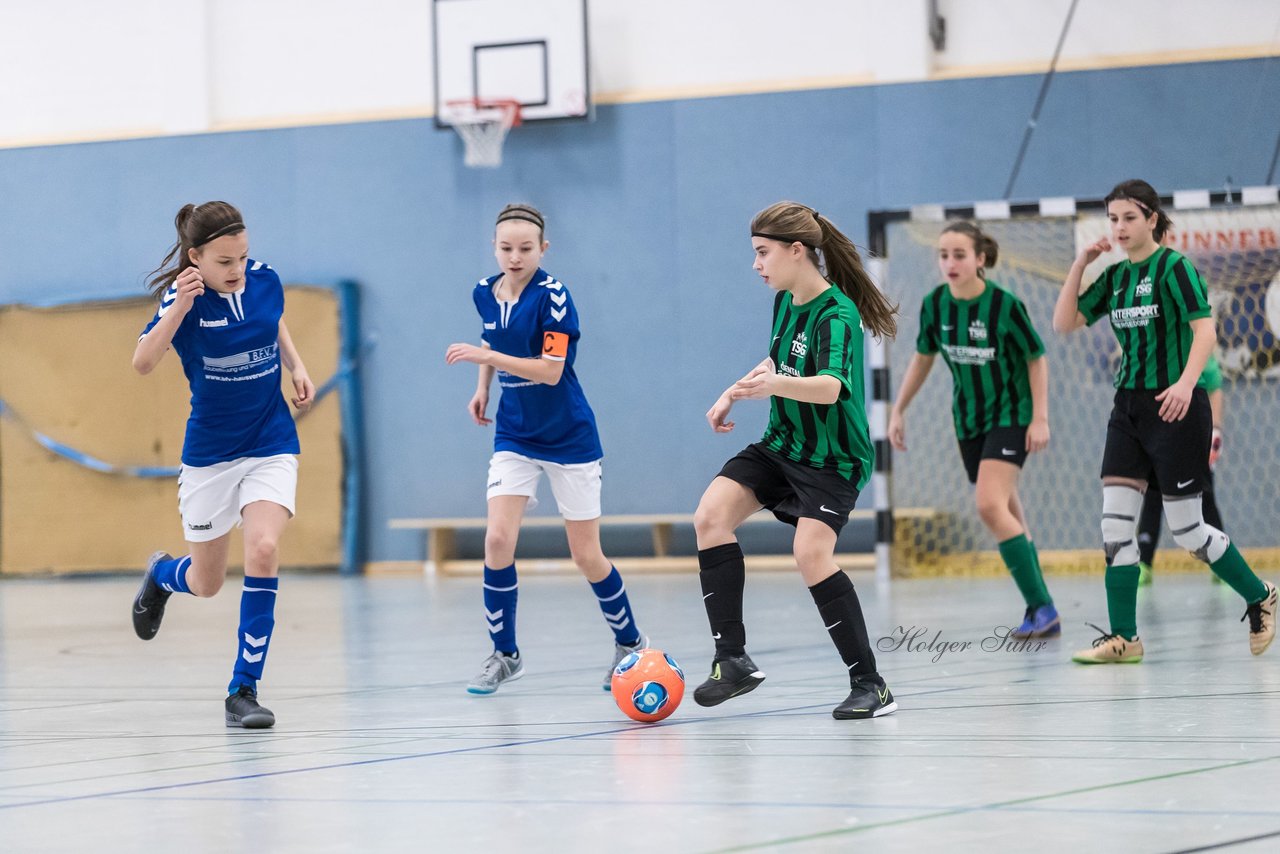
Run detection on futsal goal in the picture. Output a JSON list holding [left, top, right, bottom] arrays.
[[870, 187, 1280, 575]]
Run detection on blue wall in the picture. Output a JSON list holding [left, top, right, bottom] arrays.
[[1, 58, 1276, 562]]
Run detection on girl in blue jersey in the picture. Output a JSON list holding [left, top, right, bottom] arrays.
[[445, 203, 646, 695], [131, 202, 314, 728]]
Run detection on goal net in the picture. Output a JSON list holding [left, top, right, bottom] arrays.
[[872, 191, 1280, 575]]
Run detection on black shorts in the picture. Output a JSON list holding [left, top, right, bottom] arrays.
[[717, 443, 862, 534], [1101, 388, 1212, 497], [957, 426, 1028, 484]]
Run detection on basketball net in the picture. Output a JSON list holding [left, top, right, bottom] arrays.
[[445, 99, 521, 168]]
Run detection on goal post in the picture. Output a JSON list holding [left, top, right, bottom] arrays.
[[869, 187, 1280, 576]]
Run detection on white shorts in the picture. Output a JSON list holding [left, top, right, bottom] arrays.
[[486, 451, 602, 521], [178, 454, 298, 542]]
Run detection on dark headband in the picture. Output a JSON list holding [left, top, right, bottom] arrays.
[[497, 210, 544, 230], [752, 231, 816, 250], [194, 221, 245, 247], [1107, 194, 1155, 218]]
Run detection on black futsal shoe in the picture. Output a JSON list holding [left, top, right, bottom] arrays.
[[693, 653, 766, 707], [225, 686, 276, 729], [131, 551, 173, 641], [833, 677, 898, 719]]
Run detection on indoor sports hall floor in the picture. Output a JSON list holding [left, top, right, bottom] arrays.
[[2, 569, 1278, 852]]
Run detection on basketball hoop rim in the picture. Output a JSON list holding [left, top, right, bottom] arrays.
[[444, 98, 523, 127]]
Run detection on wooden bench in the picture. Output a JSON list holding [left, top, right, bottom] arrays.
[[387, 509, 940, 574]]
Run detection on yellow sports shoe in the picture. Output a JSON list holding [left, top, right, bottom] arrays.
[[1242, 581, 1277, 656], [1072, 624, 1144, 664]]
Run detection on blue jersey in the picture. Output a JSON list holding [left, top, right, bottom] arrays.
[[473, 268, 602, 464], [140, 260, 300, 467]]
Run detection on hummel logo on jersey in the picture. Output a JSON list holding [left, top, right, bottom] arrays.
[[484, 322, 496, 330], [819, 505, 841, 515], [1136, 275, 1153, 296], [968, 319, 988, 340], [488, 479, 502, 488], [791, 331, 808, 358], [199, 317, 229, 328], [187, 521, 213, 531], [1177, 479, 1195, 489], [1002, 448, 1017, 456], [941, 324, 955, 331]]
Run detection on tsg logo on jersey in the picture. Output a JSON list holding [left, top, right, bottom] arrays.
[[1135, 275, 1154, 296], [968, 319, 988, 341], [791, 331, 808, 357]]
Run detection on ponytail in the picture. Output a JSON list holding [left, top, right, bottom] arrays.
[[146, 201, 245, 299], [750, 201, 898, 339]]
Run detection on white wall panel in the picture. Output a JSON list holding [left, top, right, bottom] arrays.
[[0, 0, 1275, 147], [937, 0, 1280, 73], [208, 0, 433, 127]]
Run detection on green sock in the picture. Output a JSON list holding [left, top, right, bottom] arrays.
[[1030, 540, 1047, 588], [1105, 564, 1141, 639], [1209, 543, 1268, 603], [999, 534, 1051, 609]]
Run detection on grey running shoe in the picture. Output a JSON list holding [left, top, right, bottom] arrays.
[[603, 634, 649, 690], [467, 651, 524, 695]]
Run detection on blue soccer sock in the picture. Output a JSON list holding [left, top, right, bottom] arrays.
[[484, 564, 519, 655], [228, 576, 278, 695], [154, 555, 194, 595], [591, 566, 641, 647]]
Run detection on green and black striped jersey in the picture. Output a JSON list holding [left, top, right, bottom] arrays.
[[916, 281, 1045, 440], [761, 286, 873, 488], [1199, 352, 1222, 392], [1078, 247, 1211, 390]]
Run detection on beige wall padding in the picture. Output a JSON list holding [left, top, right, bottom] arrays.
[[0, 286, 343, 574]]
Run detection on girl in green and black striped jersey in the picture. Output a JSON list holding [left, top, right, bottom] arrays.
[[692, 202, 898, 720], [889, 222, 1058, 638], [1053, 179, 1276, 663]]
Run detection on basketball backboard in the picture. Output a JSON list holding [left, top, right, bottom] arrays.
[[433, 0, 590, 128]]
